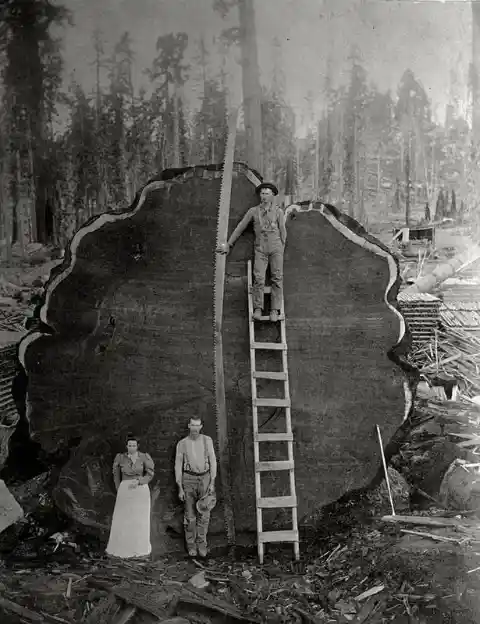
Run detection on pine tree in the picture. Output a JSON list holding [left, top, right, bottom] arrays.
[[0, 0, 69, 245], [436, 188, 445, 220], [149, 33, 189, 168], [190, 37, 228, 165], [213, 0, 263, 174], [260, 37, 296, 195], [343, 47, 369, 219], [450, 188, 457, 217], [66, 82, 97, 227]]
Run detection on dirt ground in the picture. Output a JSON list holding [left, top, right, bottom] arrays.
[[2, 509, 480, 624]]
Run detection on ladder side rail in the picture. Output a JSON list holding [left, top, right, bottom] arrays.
[[280, 289, 300, 561], [247, 260, 264, 562]]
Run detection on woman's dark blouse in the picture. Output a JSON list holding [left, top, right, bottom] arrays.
[[112, 452, 155, 489]]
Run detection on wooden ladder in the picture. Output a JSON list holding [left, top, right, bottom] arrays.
[[246, 260, 300, 564]]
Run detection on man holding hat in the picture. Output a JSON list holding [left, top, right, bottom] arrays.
[[175, 417, 217, 558], [217, 182, 286, 322]]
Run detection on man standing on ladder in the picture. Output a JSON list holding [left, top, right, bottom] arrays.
[[217, 182, 286, 322]]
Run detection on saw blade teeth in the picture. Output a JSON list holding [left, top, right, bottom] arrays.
[[213, 105, 239, 546]]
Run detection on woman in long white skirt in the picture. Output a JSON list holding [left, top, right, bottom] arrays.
[[106, 435, 155, 559]]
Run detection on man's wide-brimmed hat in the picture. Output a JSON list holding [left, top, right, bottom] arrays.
[[196, 491, 217, 514], [255, 182, 279, 196]]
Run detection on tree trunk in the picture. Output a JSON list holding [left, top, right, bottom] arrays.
[[472, 0, 480, 144], [238, 0, 263, 175], [405, 135, 411, 227], [0, 170, 13, 264], [15, 152, 27, 257], [337, 102, 344, 208], [314, 121, 320, 199], [27, 127, 37, 242], [404, 242, 480, 294], [172, 87, 180, 168], [94, 33, 103, 213], [350, 114, 357, 219], [377, 148, 381, 196]]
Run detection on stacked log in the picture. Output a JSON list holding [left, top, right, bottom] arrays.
[[397, 292, 442, 347]]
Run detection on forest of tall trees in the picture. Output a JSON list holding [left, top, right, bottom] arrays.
[[0, 0, 476, 261]]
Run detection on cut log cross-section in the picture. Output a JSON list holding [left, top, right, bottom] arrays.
[[18, 166, 409, 553]]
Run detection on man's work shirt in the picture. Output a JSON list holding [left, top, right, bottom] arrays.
[[227, 204, 287, 247], [175, 434, 217, 484], [254, 204, 283, 235]]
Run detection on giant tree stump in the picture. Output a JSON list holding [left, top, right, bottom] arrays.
[[18, 164, 410, 551]]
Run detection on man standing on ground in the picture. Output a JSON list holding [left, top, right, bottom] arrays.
[[217, 182, 286, 322], [175, 417, 217, 558]]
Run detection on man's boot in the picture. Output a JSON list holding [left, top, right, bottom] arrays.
[[253, 308, 262, 320], [197, 542, 208, 558], [270, 309, 280, 322]]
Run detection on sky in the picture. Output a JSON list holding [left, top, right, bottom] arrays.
[[58, 0, 473, 136]]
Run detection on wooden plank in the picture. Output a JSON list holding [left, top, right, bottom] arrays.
[[255, 432, 293, 442], [253, 371, 287, 380], [255, 460, 294, 471], [380, 514, 462, 528], [254, 398, 290, 408], [258, 530, 299, 543], [257, 314, 285, 321], [258, 495, 297, 508], [252, 342, 287, 351], [247, 261, 263, 544]]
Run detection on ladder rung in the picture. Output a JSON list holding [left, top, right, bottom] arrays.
[[258, 530, 299, 544], [252, 342, 287, 351], [255, 315, 285, 322], [254, 398, 290, 408], [248, 286, 273, 295], [258, 495, 297, 508], [255, 432, 294, 442], [256, 460, 294, 472], [253, 371, 287, 381]]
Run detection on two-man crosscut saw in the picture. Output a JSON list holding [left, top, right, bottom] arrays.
[[214, 105, 239, 548]]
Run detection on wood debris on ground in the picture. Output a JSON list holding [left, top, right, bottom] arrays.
[[409, 323, 480, 400], [1, 508, 480, 624]]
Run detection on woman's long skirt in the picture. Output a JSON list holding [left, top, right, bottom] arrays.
[[106, 481, 151, 558]]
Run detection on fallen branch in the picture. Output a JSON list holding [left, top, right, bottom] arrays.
[[0, 597, 44, 622], [40, 613, 74, 624], [355, 585, 385, 602], [400, 529, 464, 544], [291, 605, 324, 624], [112, 605, 137, 624], [65, 576, 72, 599], [380, 515, 461, 528], [413, 487, 444, 507]]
